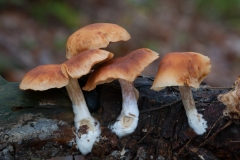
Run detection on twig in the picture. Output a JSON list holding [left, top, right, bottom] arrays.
[[130, 127, 156, 160], [199, 120, 232, 147], [205, 116, 224, 138], [177, 139, 192, 156], [230, 141, 240, 143], [140, 100, 181, 114], [130, 126, 156, 151], [210, 87, 232, 90], [178, 120, 233, 159], [133, 155, 139, 160], [137, 126, 155, 144]]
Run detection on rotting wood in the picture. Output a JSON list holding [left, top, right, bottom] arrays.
[[0, 75, 239, 160]]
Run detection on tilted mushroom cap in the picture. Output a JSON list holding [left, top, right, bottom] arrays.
[[20, 64, 68, 91], [151, 52, 211, 91], [66, 23, 131, 59], [83, 48, 159, 91], [61, 49, 113, 78]]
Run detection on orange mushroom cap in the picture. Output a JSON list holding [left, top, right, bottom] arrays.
[[83, 48, 159, 91], [66, 23, 131, 59], [151, 52, 211, 91], [61, 49, 113, 79], [19, 64, 68, 91]]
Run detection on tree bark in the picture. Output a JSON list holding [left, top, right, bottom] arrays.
[[0, 76, 239, 160]]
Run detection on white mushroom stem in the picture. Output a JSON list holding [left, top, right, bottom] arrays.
[[178, 85, 207, 135], [109, 79, 139, 137], [65, 77, 101, 155]]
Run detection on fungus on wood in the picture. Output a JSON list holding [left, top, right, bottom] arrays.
[[83, 48, 159, 137], [30, 23, 131, 155], [20, 49, 113, 155], [1, 76, 239, 159], [60, 49, 113, 155], [151, 52, 211, 135]]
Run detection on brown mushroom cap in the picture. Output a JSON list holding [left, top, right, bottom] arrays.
[[61, 49, 113, 79], [66, 23, 131, 59], [151, 52, 211, 91], [83, 48, 159, 91], [19, 64, 68, 91]]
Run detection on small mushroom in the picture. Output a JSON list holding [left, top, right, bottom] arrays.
[[218, 76, 240, 119], [61, 49, 113, 154], [66, 23, 131, 59], [83, 48, 159, 137], [151, 52, 211, 135], [20, 49, 113, 155]]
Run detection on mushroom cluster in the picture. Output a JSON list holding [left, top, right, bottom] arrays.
[[19, 23, 214, 156], [20, 23, 132, 155], [20, 49, 114, 155]]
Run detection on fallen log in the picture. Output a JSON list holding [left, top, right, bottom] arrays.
[[0, 75, 239, 159]]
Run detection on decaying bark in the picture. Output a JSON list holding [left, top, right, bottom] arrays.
[[0, 75, 239, 160]]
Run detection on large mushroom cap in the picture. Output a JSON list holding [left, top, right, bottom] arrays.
[[20, 64, 68, 91], [83, 48, 159, 91], [61, 49, 113, 79], [151, 52, 211, 91], [66, 23, 131, 59]]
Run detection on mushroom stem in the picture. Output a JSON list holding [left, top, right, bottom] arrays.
[[109, 79, 139, 137], [65, 77, 90, 117], [178, 85, 207, 135], [65, 77, 101, 155]]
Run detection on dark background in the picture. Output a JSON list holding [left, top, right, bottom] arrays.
[[1, 0, 240, 87]]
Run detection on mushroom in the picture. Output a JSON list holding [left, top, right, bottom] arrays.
[[66, 23, 131, 59], [62, 23, 130, 154], [20, 49, 113, 155], [83, 48, 159, 137], [218, 76, 240, 119], [151, 52, 211, 135], [61, 49, 113, 154]]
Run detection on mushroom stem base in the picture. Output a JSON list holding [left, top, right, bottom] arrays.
[[75, 117, 101, 155], [109, 79, 139, 137]]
